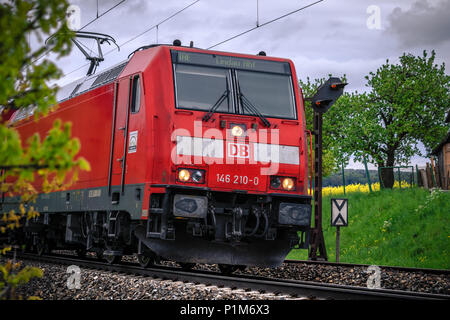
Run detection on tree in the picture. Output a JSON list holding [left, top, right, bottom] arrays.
[[299, 76, 347, 177], [0, 0, 89, 299], [332, 51, 449, 187]]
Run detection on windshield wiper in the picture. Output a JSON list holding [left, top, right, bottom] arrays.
[[202, 89, 229, 122], [239, 92, 271, 128]]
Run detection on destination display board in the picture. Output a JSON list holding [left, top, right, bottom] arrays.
[[171, 50, 291, 75]]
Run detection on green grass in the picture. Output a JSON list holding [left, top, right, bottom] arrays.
[[287, 187, 450, 269]]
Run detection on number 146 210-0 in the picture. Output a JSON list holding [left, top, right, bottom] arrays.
[[216, 173, 259, 186]]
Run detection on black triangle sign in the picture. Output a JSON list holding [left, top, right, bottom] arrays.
[[332, 214, 346, 226], [331, 199, 348, 226]]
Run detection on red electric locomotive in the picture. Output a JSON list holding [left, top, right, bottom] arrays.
[[4, 41, 312, 270]]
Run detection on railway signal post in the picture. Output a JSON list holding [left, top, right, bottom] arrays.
[[308, 77, 347, 261]]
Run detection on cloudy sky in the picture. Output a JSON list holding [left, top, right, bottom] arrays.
[[42, 0, 450, 169]]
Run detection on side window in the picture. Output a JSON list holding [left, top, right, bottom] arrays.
[[130, 75, 141, 113]]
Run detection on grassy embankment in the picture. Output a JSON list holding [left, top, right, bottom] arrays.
[[287, 184, 450, 269]]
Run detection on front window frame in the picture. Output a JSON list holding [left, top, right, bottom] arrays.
[[235, 69, 297, 120], [173, 64, 235, 114], [171, 50, 298, 120]]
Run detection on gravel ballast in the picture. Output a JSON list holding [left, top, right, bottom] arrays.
[[2, 254, 448, 299], [157, 260, 449, 295], [238, 263, 449, 294], [4, 258, 301, 300]]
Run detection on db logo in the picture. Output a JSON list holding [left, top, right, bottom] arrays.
[[228, 143, 249, 158]]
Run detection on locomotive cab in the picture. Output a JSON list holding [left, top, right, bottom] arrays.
[[134, 47, 312, 268]]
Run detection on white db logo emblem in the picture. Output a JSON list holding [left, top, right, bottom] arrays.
[[228, 143, 249, 158]]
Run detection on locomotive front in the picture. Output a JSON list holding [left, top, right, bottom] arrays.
[[136, 48, 311, 268]]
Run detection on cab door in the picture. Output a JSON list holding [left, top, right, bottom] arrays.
[[109, 76, 130, 192], [123, 73, 146, 186], [109, 74, 146, 196]]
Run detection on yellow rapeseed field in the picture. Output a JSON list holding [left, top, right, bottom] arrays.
[[313, 181, 411, 197]]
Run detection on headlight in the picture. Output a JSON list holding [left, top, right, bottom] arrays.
[[270, 176, 281, 189], [191, 170, 203, 183], [230, 124, 245, 137], [231, 125, 244, 137], [178, 169, 190, 182], [270, 176, 296, 191], [177, 168, 206, 184], [282, 178, 295, 191]]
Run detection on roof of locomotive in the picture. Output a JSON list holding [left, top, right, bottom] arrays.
[[55, 45, 197, 103], [55, 44, 293, 104], [55, 60, 129, 103]]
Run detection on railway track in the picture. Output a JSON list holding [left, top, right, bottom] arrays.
[[284, 259, 450, 276], [8, 252, 449, 300]]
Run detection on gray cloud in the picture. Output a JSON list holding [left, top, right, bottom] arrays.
[[386, 0, 450, 47], [54, 0, 449, 92]]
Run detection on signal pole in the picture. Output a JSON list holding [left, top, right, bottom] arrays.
[[308, 77, 347, 261], [309, 111, 327, 260]]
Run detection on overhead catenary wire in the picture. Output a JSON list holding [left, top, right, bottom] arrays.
[[60, 0, 200, 80], [207, 0, 325, 49], [61, 0, 323, 81], [110, 0, 200, 52], [79, 0, 126, 30]]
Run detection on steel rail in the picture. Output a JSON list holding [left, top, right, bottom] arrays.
[[284, 259, 450, 276], [9, 253, 449, 300]]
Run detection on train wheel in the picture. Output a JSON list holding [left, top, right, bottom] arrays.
[[105, 254, 121, 264], [76, 248, 86, 258], [23, 239, 33, 253], [218, 264, 238, 275], [179, 262, 196, 271], [35, 239, 48, 256], [95, 249, 104, 261], [137, 254, 154, 268], [237, 265, 247, 272]]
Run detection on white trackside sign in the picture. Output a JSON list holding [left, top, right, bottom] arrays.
[[331, 198, 348, 227]]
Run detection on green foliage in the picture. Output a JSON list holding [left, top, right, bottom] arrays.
[[0, 259, 43, 300], [332, 51, 449, 168], [0, 0, 73, 115], [0, 0, 90, 300], [301, 51, 449, 187], [300, 75, 348, 177], [0, 0, 90, 200], [323, 169, 415, 187], [288, 187, 450, 269], [324, 169, 378, 187]]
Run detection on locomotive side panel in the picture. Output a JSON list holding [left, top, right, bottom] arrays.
[[4, 84, 142, 217], [13, 84, 115, 190]]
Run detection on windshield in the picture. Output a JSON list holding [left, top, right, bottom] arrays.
[[174, 64, 231, 112], [237, 70, 296, 119], [172, 51, 297, 119]]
